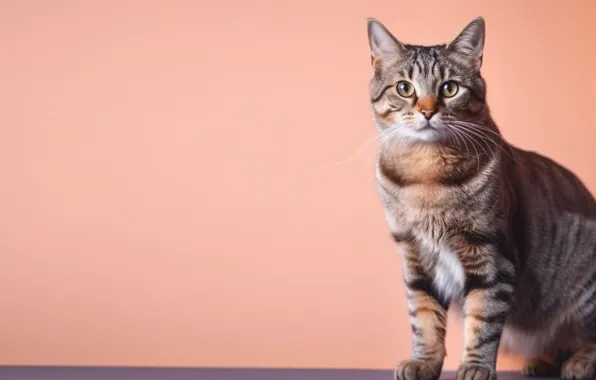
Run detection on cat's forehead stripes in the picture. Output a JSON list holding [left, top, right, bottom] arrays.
[[404, 45, 450, 91], [370, 47, 448, 103], [369, 44, 486, 106]]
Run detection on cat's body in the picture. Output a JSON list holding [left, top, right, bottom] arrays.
[[380, 142, 596, 356], [491, 148, 596, 360], [367, 17, 596, 380]]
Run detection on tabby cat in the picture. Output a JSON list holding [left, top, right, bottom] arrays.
[[366, 16, 596, 380]]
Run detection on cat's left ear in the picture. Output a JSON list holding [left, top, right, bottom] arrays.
[[448, 17, 485, 70]]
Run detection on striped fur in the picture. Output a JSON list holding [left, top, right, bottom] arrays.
[[367, 17, 596, 380]]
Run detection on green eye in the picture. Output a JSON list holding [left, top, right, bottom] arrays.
[[396, 81, 415, 98], [441, 81, 459, 98]]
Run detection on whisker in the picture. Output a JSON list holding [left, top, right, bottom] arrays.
[[448, 126, 466, 153], [445, 129, 460, 150], [461, 127, 498, 162], [445, 123, 474, 154], [449, 120, 521, 163], [448, 123, 495, 160], [451, 126, 481, 174], [327, 140, 376, 168], [449, 121, 524, 167], [327, 128, 397, 168]]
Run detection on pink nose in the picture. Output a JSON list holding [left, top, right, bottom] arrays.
[[420, 109, 436, 120], [416, 96, 438, 120]]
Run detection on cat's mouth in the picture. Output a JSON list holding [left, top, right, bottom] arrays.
[[417, 124, 435, 132], [415, 120, 438, 132], [406, 121, 448, 143]]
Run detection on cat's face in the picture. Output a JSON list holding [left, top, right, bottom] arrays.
[[367, 17, 488, 144]]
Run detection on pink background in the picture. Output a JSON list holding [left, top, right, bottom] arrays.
[[1, 0, 595, 371]]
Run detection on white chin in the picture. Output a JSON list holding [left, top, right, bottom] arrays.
[[402, 128, 445, 143]]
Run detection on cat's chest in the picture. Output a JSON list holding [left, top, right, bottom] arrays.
[[411, 231, 466, 299], [382, 187, 462, 243], [384, 205, 466, 299], [432, 248, 466, 300], [379, 179, 468, 299]]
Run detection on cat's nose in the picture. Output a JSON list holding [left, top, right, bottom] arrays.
[[417, 96, 438, 120], [420, 109, 436, 120]]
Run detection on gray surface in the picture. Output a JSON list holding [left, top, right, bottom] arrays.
[[0, 368, 539, 380]]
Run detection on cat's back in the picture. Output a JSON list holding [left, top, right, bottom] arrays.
[[507, 145, 596, 217], [502, 145, 596, 337]]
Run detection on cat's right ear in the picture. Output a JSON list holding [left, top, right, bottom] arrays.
[[367, 18, 405, 66], [447, 17, 485, 70]]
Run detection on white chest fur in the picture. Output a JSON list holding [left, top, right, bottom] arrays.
[[433, 248, 465, 300], [379, 182, 466, 300]]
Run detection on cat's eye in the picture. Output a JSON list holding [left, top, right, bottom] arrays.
[[441, 81, 459, 98], [396, 81, 415, 98]]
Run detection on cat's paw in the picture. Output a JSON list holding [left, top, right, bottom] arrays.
[[455, 363, 496, 380], [395, 360, 441, 380], [561, 357, 595, 380], [522, 357, 559, 377]]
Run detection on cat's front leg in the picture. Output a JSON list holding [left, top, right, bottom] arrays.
[[395, 240, 449, 380], [456, 238, 516, 380]]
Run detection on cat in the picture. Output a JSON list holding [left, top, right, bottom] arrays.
[[366, 16, 596, 380]]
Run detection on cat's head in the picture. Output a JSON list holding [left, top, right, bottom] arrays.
[[367, 17, 488, 144]]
